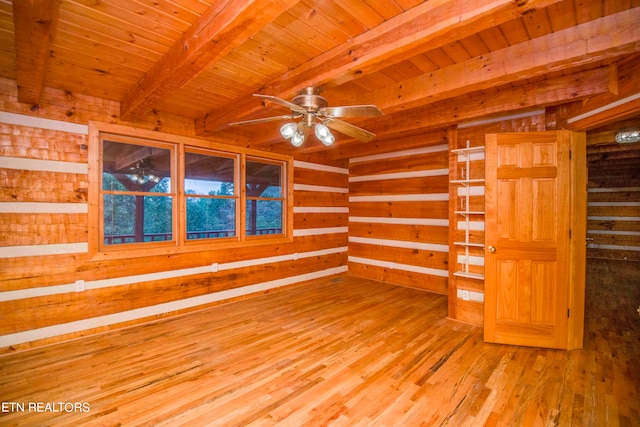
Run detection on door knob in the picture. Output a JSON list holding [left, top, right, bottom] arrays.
[[487, 245, 496, 253]]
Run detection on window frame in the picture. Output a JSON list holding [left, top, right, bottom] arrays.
[[88, 121, 293, 261]]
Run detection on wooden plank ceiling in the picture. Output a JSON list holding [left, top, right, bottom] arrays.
[[1, 0, 639, 157]]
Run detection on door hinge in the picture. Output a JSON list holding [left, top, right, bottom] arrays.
[[568, 308, 571, 318], [569, 149, 572, 160], [569, 229, 572, 239]]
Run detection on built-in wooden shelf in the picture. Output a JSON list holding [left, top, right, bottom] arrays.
[[454, 210, 485, 216], [450, 178, 485, 185], [453, 271, 485, 280], [450, 142, 486, 299], [451, 146, 485, 154], [453, 242, 484, 248]]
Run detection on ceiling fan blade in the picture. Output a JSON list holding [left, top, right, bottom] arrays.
[[319, 105, 383, 117], [325, 118, 376, 142], [254, 94, 307, 114], [229, 114, 298, 126]]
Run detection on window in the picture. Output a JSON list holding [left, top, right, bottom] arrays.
[[184, 149, 237, 240], [101, 138, 176, 246], [246, 159, 284, 237], [88, 122, 292, 260]]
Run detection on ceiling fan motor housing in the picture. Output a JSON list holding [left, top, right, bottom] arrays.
[[292, 87, 328, 112]]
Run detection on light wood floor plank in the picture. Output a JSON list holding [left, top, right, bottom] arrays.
[[0, 259, 639, 425]]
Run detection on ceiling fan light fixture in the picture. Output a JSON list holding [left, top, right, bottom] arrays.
[[290, 129, 305, 147], [280, 122, 297, 139], [320, 133, 335, 147], [315, 123, 335, 146], [615, 129, 640, 143]]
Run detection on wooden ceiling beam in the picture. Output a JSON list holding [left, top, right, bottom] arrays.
[[119, 0, 302, 121], [196, 0, 563, 134], [366, 67, 610, 140], [565, 56, 640, 130], [247, 65, 609, 150], [12, 0, 60, 105], [333, 8, 640, 116]]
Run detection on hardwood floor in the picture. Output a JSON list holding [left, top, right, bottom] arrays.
[[1, 259, 639, 426]]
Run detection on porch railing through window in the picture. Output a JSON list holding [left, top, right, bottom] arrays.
[[104, 227, 282, 245]]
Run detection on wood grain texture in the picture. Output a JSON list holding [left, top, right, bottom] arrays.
[[587, 131, 640, 261], [1, 260, 638, 426], [11, 0, 59, 104]]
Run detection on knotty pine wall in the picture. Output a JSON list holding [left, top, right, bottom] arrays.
[[0, 79, 348, 352]]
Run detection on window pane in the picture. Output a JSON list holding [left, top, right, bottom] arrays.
[[246, 200, 283, 236], [102, 140, 171, 193], [184, 152, 235, 195], [103, 194, 173, 245], [186, 197, 236, 240], [246, 160, 281, 197]]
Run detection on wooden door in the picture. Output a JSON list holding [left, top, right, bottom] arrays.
[[484, 131, 584, 349]]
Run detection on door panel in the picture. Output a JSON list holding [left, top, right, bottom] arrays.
[[485, 131, 570, 349]]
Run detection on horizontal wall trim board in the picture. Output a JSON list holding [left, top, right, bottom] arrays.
[[0, 202, 88, 214], [0, 242, 88, 258], [349, 216, 449, 226], [588, 216, 640, 221], [349, 236, 448, 252], [0, 112, 89, 134], [457, 186, 485, 196], [457, 152, 485, 162], [456, 289, 485, 302], [588, 230, 640, 236], [457, 221, 485, 231], [0, 266, 348, 348], [458, 110, 544, 129], [349, 144, 448, 164], [349, 169, 448, 182], [294, 207, 349, 213], [588, 202, 640, 207], [293, 227, 348, 236], [588, 187, 640, 193], [0, 156, 88, 174], [349, 193, 448, 202], [589, 244, 640, 251], [348, 256, 448, 278], [293, 160, 348, 174], [294, 184, 348, 193], [456, 254, 485, 266], [0, 229, 345, 258], [567, 93, 640, 124], [0, 247, 348, 302]]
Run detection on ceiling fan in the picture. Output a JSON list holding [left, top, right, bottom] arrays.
[[229, 87, 384, 146]]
